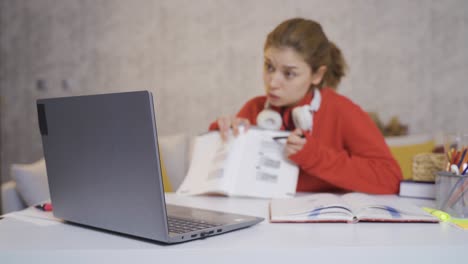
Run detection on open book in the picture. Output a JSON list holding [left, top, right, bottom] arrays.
[[176, 128, 299, 198], [270, 193, 439, 223]]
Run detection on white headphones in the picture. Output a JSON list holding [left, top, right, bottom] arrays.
[[256, 89, 321, 131]]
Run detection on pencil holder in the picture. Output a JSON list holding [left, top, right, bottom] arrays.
[[435, 171, 468, 218]]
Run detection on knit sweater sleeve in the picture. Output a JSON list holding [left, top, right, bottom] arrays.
[[289, 99, 403, 194]]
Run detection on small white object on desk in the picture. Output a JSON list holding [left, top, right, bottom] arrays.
[[399, 180, 436, 199]]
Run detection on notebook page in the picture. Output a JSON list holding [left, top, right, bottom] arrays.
[[176, 132, 234, 195], [342, 193, 437, 221], [270, 193, 354, 221], [232, 129, 299, 198]]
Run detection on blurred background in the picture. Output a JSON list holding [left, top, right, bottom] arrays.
[[1, 0, 468, 188]]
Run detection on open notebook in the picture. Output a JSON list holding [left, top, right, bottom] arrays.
[[270, 192, 439, 223], [177, 128, 299, 198]]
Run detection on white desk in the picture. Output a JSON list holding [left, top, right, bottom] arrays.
[[1, 194, 467, 263]]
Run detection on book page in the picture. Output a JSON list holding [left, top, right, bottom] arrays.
[[176, 131, 235, 196], [231, 129, 299, 198], [270, 193, 355, 222], [342, 193, 438, 222]]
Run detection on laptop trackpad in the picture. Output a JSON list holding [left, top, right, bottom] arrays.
[[166, 204, 252, 225]]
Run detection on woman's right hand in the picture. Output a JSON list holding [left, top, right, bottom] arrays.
[[217, 116, 251, 141]]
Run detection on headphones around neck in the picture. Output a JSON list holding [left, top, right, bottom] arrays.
[[256, 89, 321, 131]]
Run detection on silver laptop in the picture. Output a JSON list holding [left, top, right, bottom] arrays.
[[37, 91, 263, 244]]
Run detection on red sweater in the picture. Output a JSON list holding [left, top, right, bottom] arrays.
[[209, 88, 402, 194]]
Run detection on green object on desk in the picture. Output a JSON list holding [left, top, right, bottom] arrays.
[[423, 207, 468, 230], [422, 207, 451, 221]]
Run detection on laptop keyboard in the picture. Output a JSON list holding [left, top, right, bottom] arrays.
[[168, 216, 220, 234]]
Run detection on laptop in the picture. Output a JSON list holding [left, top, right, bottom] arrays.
[[36, 91, 263, 243]]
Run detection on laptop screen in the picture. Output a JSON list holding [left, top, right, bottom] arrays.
[[38, 91, 170, 241]]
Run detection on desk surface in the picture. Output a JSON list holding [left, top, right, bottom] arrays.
[[1, 194, 467, 263]]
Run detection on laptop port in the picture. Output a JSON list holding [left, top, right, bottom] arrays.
[[191, 234, 197, 238], [217, 229, 222, 233]]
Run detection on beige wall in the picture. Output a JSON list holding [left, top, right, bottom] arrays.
[[1, 0, 468, 182]]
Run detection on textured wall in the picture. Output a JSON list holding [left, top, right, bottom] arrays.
[[1, 0, 468, 182]]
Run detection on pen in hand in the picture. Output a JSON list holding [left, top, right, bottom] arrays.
[[272, 134, 305, 141]]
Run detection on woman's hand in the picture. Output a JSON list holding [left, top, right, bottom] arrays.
[[285, 128, 307, 157], [217, 116, 251, 141]]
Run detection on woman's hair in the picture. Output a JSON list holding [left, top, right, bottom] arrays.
[[264, 18, 348, 89]]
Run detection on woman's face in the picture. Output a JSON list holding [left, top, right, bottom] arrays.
[[263, 47, 322, 108]]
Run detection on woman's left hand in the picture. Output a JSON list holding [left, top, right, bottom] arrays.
[[285, 128, 307, 157]]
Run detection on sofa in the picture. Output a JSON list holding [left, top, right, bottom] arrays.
[[1, 133, 191, 214]]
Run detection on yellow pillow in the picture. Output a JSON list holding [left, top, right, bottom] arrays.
[[386, 135, 435, 180], [159, 154, 173, 192]]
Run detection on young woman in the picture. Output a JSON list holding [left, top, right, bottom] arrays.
[[209, 18, 402, 194]]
